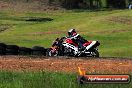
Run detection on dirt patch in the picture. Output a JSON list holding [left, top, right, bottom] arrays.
[[0, 24, 12, 33], [0, 1, 9, 9], [0, 1, 63, 12], [0, 56, 132, 74], [106, 16, 132, 25]]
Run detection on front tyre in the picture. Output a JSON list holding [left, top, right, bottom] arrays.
[[46, 48, 58, 56]]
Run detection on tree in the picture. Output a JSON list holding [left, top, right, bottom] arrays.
[[60, 0, 83, 9], [107, 0, 126, 8]]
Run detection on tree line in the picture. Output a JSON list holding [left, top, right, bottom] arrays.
[[43, 0, 102, 9], [36, 0, 132, 9], [2, 0, 132, 9]]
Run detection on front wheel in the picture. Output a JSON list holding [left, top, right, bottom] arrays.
[[92, 50, 99, 57], [46, 48, 58, 56]]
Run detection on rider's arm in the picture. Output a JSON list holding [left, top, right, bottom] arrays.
[[70, 34, 80, 40]]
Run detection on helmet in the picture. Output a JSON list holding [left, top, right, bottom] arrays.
[[68, 29, 77, 36]]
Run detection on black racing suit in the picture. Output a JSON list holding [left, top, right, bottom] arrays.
[[69, 34, 87, 50]]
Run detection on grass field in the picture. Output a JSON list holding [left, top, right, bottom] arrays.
[[0, 9, 132, 88], [0, 71, 131, 88], [0, 10, 132, 57]]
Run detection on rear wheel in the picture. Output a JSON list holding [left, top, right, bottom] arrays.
[[92, 50, 99, 57]]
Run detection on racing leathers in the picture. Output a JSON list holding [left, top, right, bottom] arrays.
[[68, 33, 87, 50]]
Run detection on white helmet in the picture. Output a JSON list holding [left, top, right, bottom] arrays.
[[68, 29, 76, 36]]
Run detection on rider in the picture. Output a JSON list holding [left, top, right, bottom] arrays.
[[67, 29, 87, 50]]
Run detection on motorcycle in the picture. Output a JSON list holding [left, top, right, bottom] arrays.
[[46, 37, 100, 57], [62, 37, 100, 57], [46, 38, 64, 56]]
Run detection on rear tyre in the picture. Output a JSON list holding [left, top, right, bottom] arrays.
[[92, 50, 99, 57]]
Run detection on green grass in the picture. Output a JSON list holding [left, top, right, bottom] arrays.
[[0, 10, 132, 57], [0, 71, 131, 88], [0, 9, 131, 88]]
